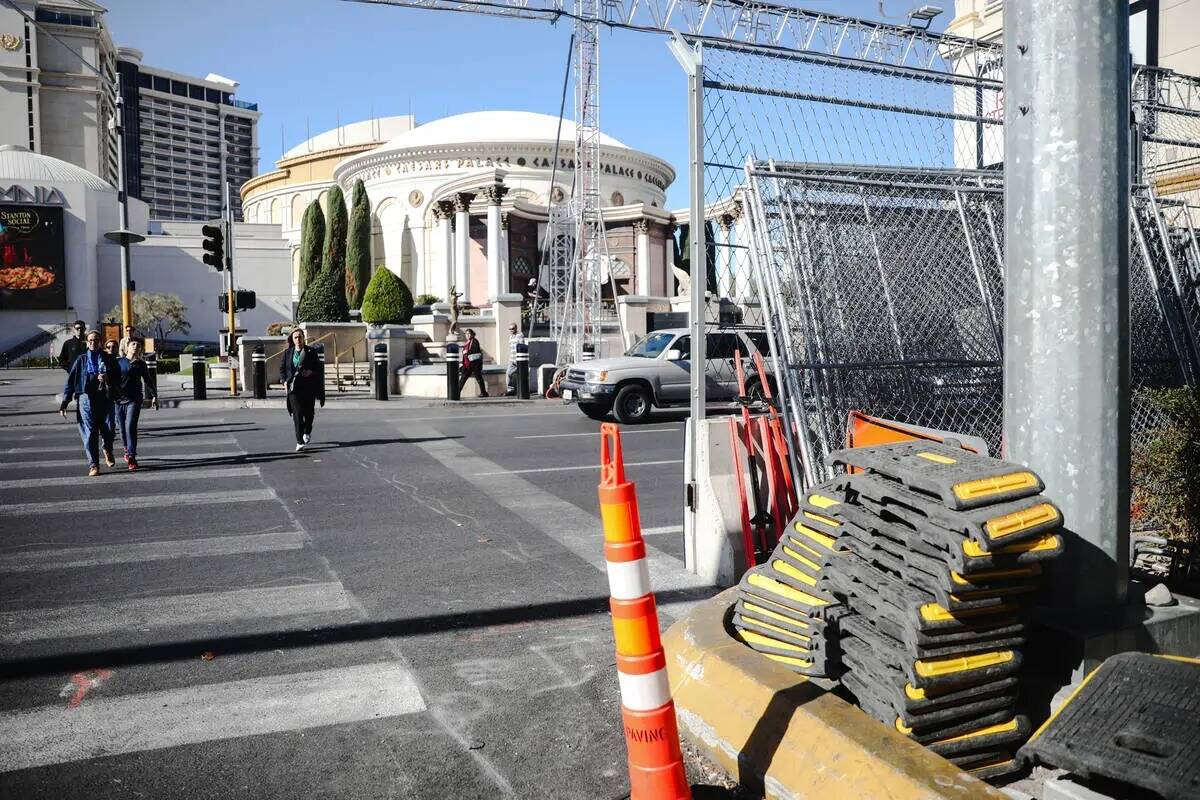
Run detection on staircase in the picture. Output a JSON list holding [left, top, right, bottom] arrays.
[[1, 327, 60, 367], [325, 360, 372, 393]]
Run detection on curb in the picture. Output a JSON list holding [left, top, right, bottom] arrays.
[[663, 588, 1005, 800], [154, 396, 552, 410]]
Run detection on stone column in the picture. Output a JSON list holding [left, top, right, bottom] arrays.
[[663, 222, 677, 297], [717, 213, 734, 300], [432, 200, 455, 303], [633, 219, 651, 296], [453, 192, 474, 303], [500, 212, 510, 291], [481, 184, 508, 301], [731, 201, 751, 302]]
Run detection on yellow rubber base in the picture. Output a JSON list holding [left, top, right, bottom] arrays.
[[663, 588, 1006, 800]]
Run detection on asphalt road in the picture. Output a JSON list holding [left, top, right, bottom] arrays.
[[0, 369, 721, 799]]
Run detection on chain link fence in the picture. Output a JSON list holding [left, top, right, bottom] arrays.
[[694, 35, 1200, 484]]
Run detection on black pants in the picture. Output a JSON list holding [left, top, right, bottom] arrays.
[[290, 391, 316, 444], [458, 363, 487, 397]]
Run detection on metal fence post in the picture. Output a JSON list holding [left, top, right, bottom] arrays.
[[1004, 1, 1130, 609], [374, 342, 389, 401]]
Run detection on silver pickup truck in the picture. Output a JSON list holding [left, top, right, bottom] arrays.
[[559, 326, 775, 423]]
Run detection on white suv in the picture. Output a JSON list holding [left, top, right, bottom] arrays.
[[559, 326, 774, 423]]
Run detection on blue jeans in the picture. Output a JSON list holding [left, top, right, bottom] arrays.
[[116, 400, 141, 458], [77, 393, 113, 466]]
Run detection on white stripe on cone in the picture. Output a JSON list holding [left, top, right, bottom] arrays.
[[605, 558, 652, 601], [617, 668, 672, 712]]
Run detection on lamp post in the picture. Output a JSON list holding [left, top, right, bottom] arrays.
[[104, 93, 143, 331]]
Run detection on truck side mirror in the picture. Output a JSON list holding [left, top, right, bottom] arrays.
[[665, 349, 683, 361]]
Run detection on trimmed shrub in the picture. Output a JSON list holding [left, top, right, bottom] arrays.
[[296, 267, 350, 323], [158, 357, 181, 374], [416, 293, 441, 306], [182, 344, 195, 354], [1132, 387, 1200, 542], [265, 321, 293, 337], [323, 185, 349, 296], [346, 180, 372, 310], [298, 201, 325, 300], [360, 267, 414, 325]]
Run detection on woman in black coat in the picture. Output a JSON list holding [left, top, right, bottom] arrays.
[[279, 328, 325, 450], [113, 339, 158, 470]]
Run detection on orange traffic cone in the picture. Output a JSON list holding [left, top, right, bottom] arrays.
[[598, 423, 691, 800]]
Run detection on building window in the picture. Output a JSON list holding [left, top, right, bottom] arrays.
[[153, 75, 169, 93]]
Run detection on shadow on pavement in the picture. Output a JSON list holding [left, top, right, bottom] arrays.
[[0, 587, 718, 680]]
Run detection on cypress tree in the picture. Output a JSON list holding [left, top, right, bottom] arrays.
[[346, 180, 372, 309], [323, 185, 349, 295], [297, 201, 325, 301]]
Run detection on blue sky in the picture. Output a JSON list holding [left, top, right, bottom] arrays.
[[101, 0, 948, 209]]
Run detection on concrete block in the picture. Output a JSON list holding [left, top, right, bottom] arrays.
[[1043, 775, 1120, 800], [692, 417, 748, 587]]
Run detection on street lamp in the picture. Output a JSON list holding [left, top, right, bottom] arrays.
[[105, 93, 141, 331], [907, 5, 943, 29]]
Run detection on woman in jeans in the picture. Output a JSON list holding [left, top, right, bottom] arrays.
[[114, 339, 158, 470]]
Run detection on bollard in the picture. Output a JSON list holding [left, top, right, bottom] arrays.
[[192, 346, 207, 400], [252, 344, 267, 399], [314, 343, 326, 366], [445, 343, 461, 401], [145, 351, 158, 399], [598, 424, 691, 800], [582, 343, 596, 362], [515, 342, 530, 400], [373, 342, 389, 401]]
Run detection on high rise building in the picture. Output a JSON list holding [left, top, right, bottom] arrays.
[[1, 1, 260, 222], [0, 0, 119, 186], [116, 48, 260, 222]]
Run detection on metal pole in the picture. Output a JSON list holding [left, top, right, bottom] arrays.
[[225, 182, 238, 396], [668, 33, 705, 541], [1004, 2, 1130, 610], [114, 94, 133, 331]]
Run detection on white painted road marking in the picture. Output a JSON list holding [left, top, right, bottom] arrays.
[[0, 488, 275, 516], [385, 409, 580, 423], [513, 426, 682, 440], [642, 525, 684, 536], [470, 459, 682, 477], [0, 451, 247, 470], [0, 465, 259, 490], [0, 662, 426, 773], [0, 435, 237, 455], [399, 423, 710, 610], [0, 531, 307, 573], [0, 582, 354, 644]]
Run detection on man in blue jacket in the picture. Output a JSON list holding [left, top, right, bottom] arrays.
[[59, 330, 119, 476]]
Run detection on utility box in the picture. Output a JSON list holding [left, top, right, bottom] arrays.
[[525, 337, 558, 394]]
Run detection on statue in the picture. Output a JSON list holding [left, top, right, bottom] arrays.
[[448, 286, 463, 338]]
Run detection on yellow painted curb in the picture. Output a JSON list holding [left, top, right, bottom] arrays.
[[664, 588, 1006, 800]]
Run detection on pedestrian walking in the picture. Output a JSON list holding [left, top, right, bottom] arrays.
[[103, 339, 120, 453], [57, 320, 87, 371], [279, 328, 324, 451], [118, 324, 139, 356], [114, 339, 158, 470], [458, 328, 487, 397], [58, 330, 119, 476], [505, 322, 525, 396]]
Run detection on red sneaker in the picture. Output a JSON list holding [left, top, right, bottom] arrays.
[[127, 458, 138, 471]]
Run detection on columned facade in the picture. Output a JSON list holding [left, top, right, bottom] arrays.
[[432, 200, 455, 303], [453, 192, 473, 302], [633, 219, 651, 295], [480, 184, 509, 300]]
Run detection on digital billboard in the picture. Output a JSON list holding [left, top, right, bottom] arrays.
[[0, 204, 66, 310]]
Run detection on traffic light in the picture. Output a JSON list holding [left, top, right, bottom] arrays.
[[218, 290, 257, 313], [201, 224, 224, 271]]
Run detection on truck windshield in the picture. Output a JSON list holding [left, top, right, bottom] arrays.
[[625, 332, 676, 358]]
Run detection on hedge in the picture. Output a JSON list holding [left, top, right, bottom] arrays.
[[360, 266, 414, 325]]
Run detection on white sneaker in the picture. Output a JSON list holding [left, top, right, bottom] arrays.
[[302, 434, 310, 444], [295, 443, 305, 451]]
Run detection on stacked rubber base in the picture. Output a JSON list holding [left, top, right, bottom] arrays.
[[731, 440, 1067, 783]]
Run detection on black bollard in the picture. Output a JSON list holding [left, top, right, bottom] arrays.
[[252, 344, 267, 399], [192, 346, 207, 400], [145, 351, 159, 399], [445, 342, 460, 401], [373, 342, 389, 401], [515, 342, 529, 400]]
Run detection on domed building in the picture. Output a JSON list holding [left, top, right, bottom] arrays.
[[243, 111, 678, 307]]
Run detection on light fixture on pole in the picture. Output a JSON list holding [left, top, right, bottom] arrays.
[[105, 93, 141, 330], [907, 4, 943, 29]]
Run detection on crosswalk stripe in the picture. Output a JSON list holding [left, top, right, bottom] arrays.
[[0, 531, 306, 573], [0, 435, 236, 454], [0, 488, 275, 517], [0, 582, 353, 644], [0, 466, 259, 490], [0, 661, 426, 773], [0, 451, 247, 470]]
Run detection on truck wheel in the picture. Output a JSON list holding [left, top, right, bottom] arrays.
[[612, 384, 652, 424], [579, 402, 611, 421]]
